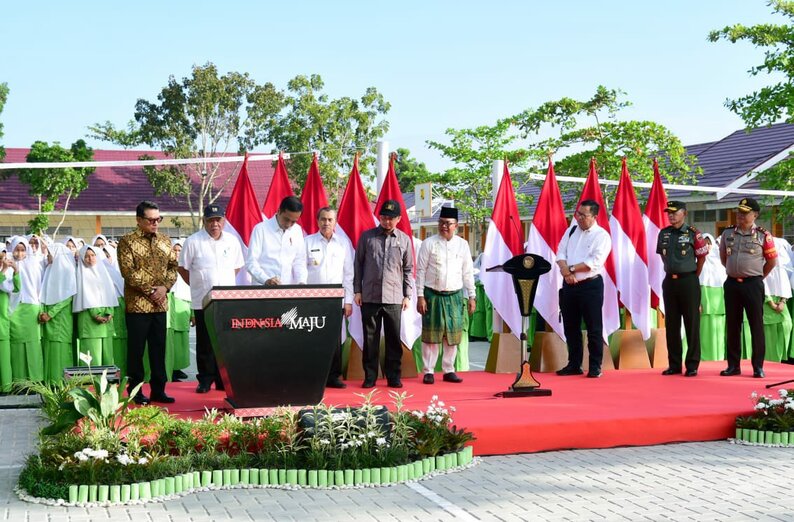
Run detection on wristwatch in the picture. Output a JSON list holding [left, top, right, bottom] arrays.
[[149, 287, 156, 295], [568, 265, 576, 274]]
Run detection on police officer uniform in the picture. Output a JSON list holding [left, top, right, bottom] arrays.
[[656, 201, 708, 376], [719, 197, 778, 378]]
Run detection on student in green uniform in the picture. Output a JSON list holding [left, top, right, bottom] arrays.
[[102, 244, 127, 379], [39, 242, 77, 382], [8, 236, 45, 382], [698, 234, 727, 361], [168, 240, 192, 381], [0, 247, 19, 391], [762, 237, 792, 362], [73, 245, 118, 366]]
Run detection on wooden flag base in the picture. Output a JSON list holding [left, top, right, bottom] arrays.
[[499, 361, 552, 398]]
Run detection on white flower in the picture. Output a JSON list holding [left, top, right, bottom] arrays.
[[319, 439, 331, 445], [751, 391, 758, 399], [78, 351, 93, 365], [437, 401, 445, 407], [375, 437, 387, 446], [779, 389, 789, 398], [137, 457, 149, 465], [116, 453, 133, 466], [431, 395, 438, 402], [73, 450, 89, 462]]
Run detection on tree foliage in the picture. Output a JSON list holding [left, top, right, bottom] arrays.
[[709, 0, 794, 217], [17, 140, 94, 236], [393, 147, 434, 193], [89, 62, 284, 230], [0, 82, 8, 162], [244, 74, 390, 204]]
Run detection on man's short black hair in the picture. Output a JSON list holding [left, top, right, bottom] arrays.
[[279, 196, 303, 214], [136, 200, 159, 218], [579, 199, 600, 216]]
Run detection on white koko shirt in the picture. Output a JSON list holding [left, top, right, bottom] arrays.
[[305, 231, 354, 304], [556, 222, 612, 282], [416, 234, 476, 296], [179, 229, 245, 309], [245, 215, 307, 285]]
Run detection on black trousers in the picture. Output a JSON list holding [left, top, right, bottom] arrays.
[[725, 276, 765, 369], [126, 312, 167, 396], [559, 276, 604, 373], [662, 272, 701, 372], [361, 303, 402, 383], [194, 309, 223, 389]]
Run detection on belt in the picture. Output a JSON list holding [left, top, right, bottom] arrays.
[[728, 276, 761, 283], [565, 275, 600, 286], [669, 272, 696, 280], [425, 288, 461, 296]]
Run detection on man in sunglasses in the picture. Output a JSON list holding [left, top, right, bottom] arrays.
[[117, 200, 179, 404]]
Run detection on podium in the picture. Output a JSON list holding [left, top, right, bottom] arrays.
[[203, 285, 344, 412]]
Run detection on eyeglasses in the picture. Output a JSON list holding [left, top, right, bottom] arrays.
[[574, 211, 593, 218], [438, 220, 457, 228], [140, 216, 163, 224]]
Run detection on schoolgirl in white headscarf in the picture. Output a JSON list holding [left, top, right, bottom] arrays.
[[7, 236, 44, 381], [91, 234, 109, 249], [762, 237, 793, 362], [102, 244, 128, 378], [167, 239, 192, 381], [40, 243, 77, 382], [74, 245, 118, 366], [698, 233, 727, 361], [0, 246, 17, 390]]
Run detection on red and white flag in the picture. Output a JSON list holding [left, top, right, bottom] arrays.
[[224, 153, 263, 285], [525, 159, 569, 340], [374, 153, 422, 348], [480, 162, 525, 338], [609, 158, 651, 340], [261, 151, 295, 219], [578, 158, 620, 339], [642, 158, 669, 312], [298, 153, 328, 235], [336, 154, 378, 349]]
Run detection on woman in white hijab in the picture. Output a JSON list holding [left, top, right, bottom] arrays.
[[8, 236, 44, 381], [762, 237, 792, 362], [699, 233, 727, 361], [73, 245, 118, 366], [0, 247, 17, 391], [39, 242, 77, 382], [91, 234, 109, 249], [102, 244, 127, 379], [168, 240, 192, 381]]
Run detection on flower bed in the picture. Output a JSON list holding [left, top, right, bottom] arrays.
[[732, 388, 794, 446], [16, 371, 476, 505]]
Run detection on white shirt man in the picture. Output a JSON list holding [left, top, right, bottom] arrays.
[[178, 204, 244, 393], [416, 207, 476, 384], [246, 196, 307, 286], [305, 207, 354, 388]]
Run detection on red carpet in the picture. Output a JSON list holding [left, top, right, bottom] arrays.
[[143, 361, 794, 456]]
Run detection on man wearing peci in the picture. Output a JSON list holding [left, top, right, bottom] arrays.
[[246, 196, 307, 286], [117, 201, 179, 404], [416, 206, 476, 384], [305, 207, 354, 389], [178, 204, 244, 394], [657, 201, 709, 377], [354, 199, 413, 389], [555, 199, 612, 379], [720, 197, 777, 378]]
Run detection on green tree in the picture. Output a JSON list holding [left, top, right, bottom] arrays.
[[427, 119, 529, 250], [510, 85, 699, 208], [0, 82, 8, 162], [89, 62, 285, 230], [246, 74, 390, 204], [709, 0, 794, 217], [17, 140, 94, 236], [393, 147, 433, 193]]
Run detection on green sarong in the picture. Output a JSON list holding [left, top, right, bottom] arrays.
[[421, 289, 464, 345]]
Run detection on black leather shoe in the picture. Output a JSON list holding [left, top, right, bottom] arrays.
[[423, 374, 434, 384], [173, 369, 189, 380], [556, 366, 584, 376], [150, 393, 176, 404], [131, 393, 150, 405], [586, 370, 602, 378], [215, 382, 225, 391], [685, 369, 698, 377], [753, 368, 765, 378], [720, 367, 741, 376], [195, 384, 211, 394], [326, 379, 347, 389], [443, 372, 463, 383], [387, 380, 403, 389], [662, 368, 681, 375], [362, 380, 376, 389]]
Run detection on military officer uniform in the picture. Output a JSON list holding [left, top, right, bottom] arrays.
[[719, 197, 778, 377], [656, 201, 708, 376]]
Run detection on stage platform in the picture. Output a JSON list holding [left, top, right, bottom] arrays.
[[142, 361, 794, 456]]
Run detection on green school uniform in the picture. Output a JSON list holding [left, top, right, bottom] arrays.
[[9, 302, 43, 381], [168, 293, 192, 372], [76, 307, 114, 366], [699, 286, 726, 361], [0, 272, 19, 391], [42, 297, 74, 383]]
